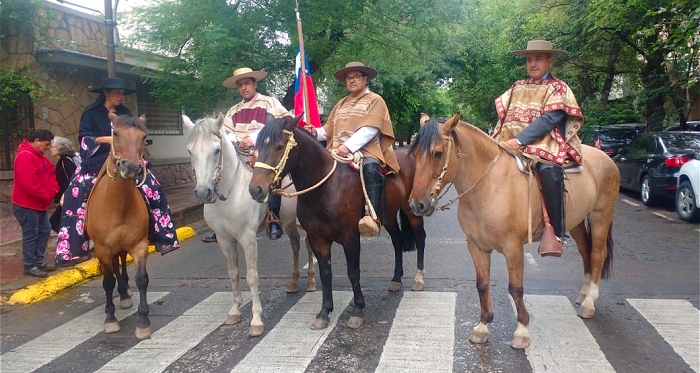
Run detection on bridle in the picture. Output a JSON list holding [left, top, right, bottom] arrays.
[[106, 135, 147, 188], [253, 129, 337, 198], [208, 131, 229, 201]]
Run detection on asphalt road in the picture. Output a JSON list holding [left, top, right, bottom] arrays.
[[1, 189, 698, 373]]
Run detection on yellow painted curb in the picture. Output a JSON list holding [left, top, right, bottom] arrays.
[[8, 226, 198, 305]]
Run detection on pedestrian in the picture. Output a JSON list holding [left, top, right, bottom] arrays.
[[305, 61, 399, 237], [11, 129, 60, 277], [49, 136, 78, 233], [55, 76, 180, 266], [491, 39, 585, 256]]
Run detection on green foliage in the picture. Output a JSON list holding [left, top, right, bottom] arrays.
[[0, 68, 46, 108], [581, 98, 643, 128]]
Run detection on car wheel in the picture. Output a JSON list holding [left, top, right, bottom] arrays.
[[676, 180, 700, 222], [640, 175, 656, 206]]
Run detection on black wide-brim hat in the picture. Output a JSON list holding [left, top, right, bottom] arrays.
[[89, 77, 137, 94]]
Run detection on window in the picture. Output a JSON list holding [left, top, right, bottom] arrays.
[[136, 83, 182, 135]]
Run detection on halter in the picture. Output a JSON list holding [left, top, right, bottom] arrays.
[[209, 131, 229, 201], [106, 137, 147, 188], [253, 129, 337, 198]]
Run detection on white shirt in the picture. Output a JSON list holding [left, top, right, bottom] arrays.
[[316, 88, 380, 153]]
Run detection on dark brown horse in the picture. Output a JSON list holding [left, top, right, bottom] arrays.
[[408, 113, 617, 349], [248, 115, 426, 330], [85, 115, 151, 340]]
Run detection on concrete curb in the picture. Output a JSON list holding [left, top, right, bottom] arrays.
[[7, 226, 197, 305]]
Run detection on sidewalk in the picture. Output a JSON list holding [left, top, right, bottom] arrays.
[[0, 182, 205, 304]]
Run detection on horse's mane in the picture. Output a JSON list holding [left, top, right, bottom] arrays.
[[408, 118, 460, 155], [258, 117, 325, 152], [186, 115, 221, 146], [115, 115, 148, 134]]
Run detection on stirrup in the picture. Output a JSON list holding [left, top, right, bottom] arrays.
[[539, 225, 563, 257], [358, 215, 380, 237]]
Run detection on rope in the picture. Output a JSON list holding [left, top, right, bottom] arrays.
[[436, 149, 502, 211], [328, 150, 376, 220]]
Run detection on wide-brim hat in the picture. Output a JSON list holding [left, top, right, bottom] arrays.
[[222, 67, 267, 88], [512, 40, 566, 56], [333, 62, 377, 83], [89, 77, 137, 94]]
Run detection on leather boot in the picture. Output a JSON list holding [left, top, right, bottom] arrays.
[[201, 232, 217, 243], [537, 164, 565, 257], [358, 159, 383, 237], [267, 193, 283, 240]]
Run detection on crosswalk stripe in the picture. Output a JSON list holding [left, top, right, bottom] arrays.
[[524, 295, 616, 373], [96, 292, 251, 373], [0, 292, 169, 373], [231, 291, 354, 373], [376, 292, 456, 373], [627, 298, 700, 373]]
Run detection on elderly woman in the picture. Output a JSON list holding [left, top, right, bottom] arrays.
[[49, 136, 79, 233]]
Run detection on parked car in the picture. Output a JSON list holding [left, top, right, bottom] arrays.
[[614, 131, 700, 205], [664, 120, 700, 132], [676, 157, 700, 222], [579, 123, 646, 157]]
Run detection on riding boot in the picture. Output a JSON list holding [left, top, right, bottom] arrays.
[[267, 193, 283, 240], [201, 231, 217, 243], [359, 159, 383, 237], [537, 164, 565, 257]]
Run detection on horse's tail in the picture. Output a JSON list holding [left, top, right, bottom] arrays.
[[399, 209, 417, 252], [587, 220, 614, 279]]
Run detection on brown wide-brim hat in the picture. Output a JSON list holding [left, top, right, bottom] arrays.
[[333, 61, 377, 83], [512, 40, 566, 56], [222, 67, 267, 88], [89, 77, 137, 94]]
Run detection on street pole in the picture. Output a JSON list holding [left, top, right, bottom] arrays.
[[104, 0, 116, 77]]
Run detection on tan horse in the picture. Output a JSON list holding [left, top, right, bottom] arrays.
[[86, 115, 151, 340], [408, 113, 618, 349]]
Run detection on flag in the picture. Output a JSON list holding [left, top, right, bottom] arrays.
[[294, 49, 321, 128]]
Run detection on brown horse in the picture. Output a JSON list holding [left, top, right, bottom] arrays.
[[85, 115, 151, 340], [248, 115, 426, 330], [408, 113, 618, 349]]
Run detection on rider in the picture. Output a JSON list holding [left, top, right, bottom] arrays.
[[221, 67, 291, 241], [55, 77, 180, 266], [305, 61, 399, 237], [492, 40, 584, 257]]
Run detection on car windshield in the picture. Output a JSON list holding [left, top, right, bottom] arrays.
[[600, 129, 641, 142]]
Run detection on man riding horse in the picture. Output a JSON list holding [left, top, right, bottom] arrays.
[[493, 40, 584, 257]]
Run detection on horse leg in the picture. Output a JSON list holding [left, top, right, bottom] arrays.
[[133, 247, 151, 340], [570, 222, 592, 305], [304, 235, 317, 292], [218, 237, 244, 325], [285, 223, 301, 294], [577, 217, 611, 319], [344, 236, 365, 329], [385, 222, 404, 292], [504, 244, 530, 349], [241, 233, 264, 337], [116, 253, 133, 309], [467, 240, 494, 345], [102, 257, 120, 334], [410, 215, 427, 292], [309, 236, 334, 330]]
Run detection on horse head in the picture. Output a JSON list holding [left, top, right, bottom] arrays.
[[408, 112, 462, 216], [111, 115, 148, 180], [183, 113, 233, 203], [248, 114, 303, 203]]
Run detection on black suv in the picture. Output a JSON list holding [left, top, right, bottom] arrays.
[[579, 123, 646, 157], [664, 120, 700, 132]]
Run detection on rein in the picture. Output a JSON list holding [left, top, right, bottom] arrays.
[[253, 129, 337, 198], [209, 131, 230, 201], [105, 137, 147, 188]]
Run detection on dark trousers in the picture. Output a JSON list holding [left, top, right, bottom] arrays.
[[12, 204, 50, 269]]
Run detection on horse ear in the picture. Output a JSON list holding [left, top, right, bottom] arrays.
[[419, 112, 430, 127], [442, 112, 461, 134], [182, 115, 195, 130], [285, 114, 303, 130], [216, 112, 225, 128]]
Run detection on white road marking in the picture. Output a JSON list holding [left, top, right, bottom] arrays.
[[96, 292, 250, 373], [622, 199, 640, 207], [627, 299, 700, 373], [0, 292, 169, 373], [523, 295, 616, 373], [651, 211, 675, 221], [525, 253, 539, 269], [230, 291, 354, 373], [376, 292, 456, 373]]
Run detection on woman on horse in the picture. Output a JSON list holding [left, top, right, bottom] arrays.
[[54, 77, 180, 266]]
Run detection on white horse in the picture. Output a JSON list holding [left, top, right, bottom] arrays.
[[182, 113, 316, 337]]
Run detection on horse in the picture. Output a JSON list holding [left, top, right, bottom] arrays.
[[85, 115, 152, 340], [408, 113, 618, 349], [182, 113, 316, 337], [248, 115, 426, 330]]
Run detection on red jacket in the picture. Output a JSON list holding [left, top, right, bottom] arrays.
[[11, 140, 59, 211]]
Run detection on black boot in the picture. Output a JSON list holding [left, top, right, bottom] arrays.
[[537, 164, 565, 256], [267, 193, 283, 240], [201, 231, 217, 243], [359, 158, 383, 236]]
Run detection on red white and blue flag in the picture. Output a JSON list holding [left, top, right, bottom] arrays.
[[294, 49, 321, 128]]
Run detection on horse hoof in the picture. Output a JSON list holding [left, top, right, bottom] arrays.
[[346, 316, 364, 329], [411, 280, 425, 291], [127, 288, 133, 297], [388, 281, 402, 292], [120, 298, 133, 309], [306, 279, 317, 292], [104, 322, 121, 334], [286, 283, 300, 294], [135, 326, 152, 340], [248, 324, 264, 337], [310, 318, 329, 330], [511, 335, 530, 350], [225, 314, 242, 325], [578, 305, 596, 319], [469, 331, 489, 344]]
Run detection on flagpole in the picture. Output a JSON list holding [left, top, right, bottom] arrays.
[[295, 3, 310, 125]]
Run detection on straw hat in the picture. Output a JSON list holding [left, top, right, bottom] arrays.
[[89, 77, 137, 94], [333, 62, 377, 83], [222, 67, 267, 88], [511, 40, 566, 56]]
